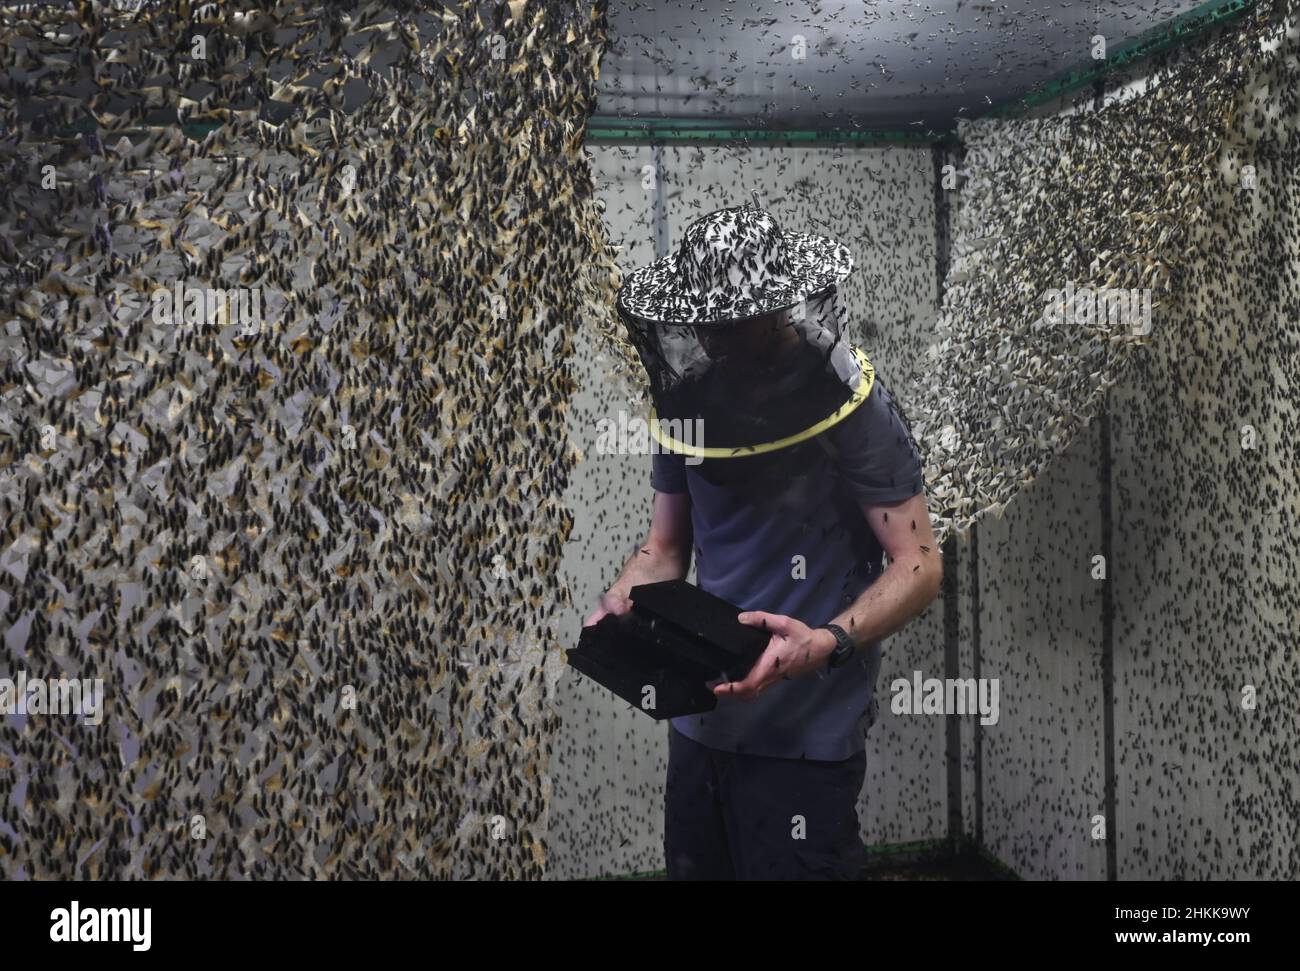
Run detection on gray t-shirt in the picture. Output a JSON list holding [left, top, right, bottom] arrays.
[[651, 377, 925, 761]]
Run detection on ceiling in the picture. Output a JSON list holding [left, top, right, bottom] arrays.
[[596, 0, 1227, 132]]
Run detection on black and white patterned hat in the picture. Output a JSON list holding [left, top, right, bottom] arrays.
[[616, 204, 854, 325]]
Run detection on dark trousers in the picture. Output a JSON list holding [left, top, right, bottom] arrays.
[[663, 725, 867, 880]]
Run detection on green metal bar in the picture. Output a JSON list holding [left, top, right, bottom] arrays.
[[861, 836, 951, 858], [967, 839, 1024, 881], [59, 116, 941, 147]]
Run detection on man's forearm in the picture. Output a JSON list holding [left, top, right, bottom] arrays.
[[825, 552, 942, 648], [605, 540, 690, 601]]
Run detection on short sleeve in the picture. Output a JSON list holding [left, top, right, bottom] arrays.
[[823, 377, 925, 505], [651, 448, 688, 494]]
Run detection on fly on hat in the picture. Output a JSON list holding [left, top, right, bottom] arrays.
[[615, 201, 875, 487]]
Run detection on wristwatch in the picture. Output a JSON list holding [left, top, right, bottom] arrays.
[[818, 623, 856, 668]]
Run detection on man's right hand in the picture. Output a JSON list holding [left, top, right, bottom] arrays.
[[583, 590, 633, 628]]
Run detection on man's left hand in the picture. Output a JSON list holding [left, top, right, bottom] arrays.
[[712, 611, 838, 700]]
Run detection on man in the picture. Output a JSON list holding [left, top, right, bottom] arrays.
[[586, 203, 941, 880]]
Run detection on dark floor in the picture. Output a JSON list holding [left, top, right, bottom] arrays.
[[610, 851, 1015, 881], [861, 855, 1012, 881]]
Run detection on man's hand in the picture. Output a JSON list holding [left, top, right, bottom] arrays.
[[583, 590, 633, 628], [712, 611, 837, 700]]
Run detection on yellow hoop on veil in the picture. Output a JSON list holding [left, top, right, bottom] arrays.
[[647, 346, 876, 459]]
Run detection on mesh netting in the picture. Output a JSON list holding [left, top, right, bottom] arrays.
[[619, 285, 862, 455]]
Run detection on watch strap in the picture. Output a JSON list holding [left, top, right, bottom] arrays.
[[819, 623, 856, 668]]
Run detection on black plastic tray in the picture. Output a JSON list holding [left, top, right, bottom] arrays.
[[566, 580, 768, 720]]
